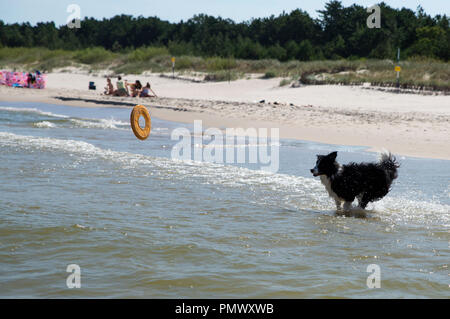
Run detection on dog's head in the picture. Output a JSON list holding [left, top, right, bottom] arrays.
[[310, 151, 338, 177]]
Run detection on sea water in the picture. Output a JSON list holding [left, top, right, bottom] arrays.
[[0, 102, 448, 298]]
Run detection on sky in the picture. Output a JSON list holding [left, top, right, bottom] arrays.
[[0, 0, 448, 26]]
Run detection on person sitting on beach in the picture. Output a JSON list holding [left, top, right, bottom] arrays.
[[114, 76, 129, 96], [139, 82, 155, 97], [127, 80, 143, 97], [27, 73, 33, 88], [104, 78, 114, 95]]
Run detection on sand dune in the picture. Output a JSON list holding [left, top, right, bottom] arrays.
[[0, 71, 449, 160]]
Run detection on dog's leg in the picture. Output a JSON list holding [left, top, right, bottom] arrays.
[[358, 194, 370, 209], [334, 199, 342, 210], [343, 201, 352, 212], [358, 200, 369, 209]]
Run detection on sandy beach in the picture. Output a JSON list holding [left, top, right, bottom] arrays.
[[1, 70, 449, 160]]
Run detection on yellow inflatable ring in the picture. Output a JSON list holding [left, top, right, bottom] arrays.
[[130, 105, 151, 140]]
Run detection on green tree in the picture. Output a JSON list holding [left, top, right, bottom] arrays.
[[285, 40, 299, 60], [408, 26, 447, 58], [297, 40, 314, 61], [0, 3, 447, 62]]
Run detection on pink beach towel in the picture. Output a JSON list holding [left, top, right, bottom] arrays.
[[0, 71, 46, 89]]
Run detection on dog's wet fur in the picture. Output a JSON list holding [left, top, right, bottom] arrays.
[[311, 151, 399, 211]]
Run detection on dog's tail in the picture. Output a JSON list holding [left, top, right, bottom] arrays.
[[379, 150, 400, 180]]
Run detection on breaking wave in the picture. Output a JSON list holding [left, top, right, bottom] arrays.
[[0, 106, 68, 118], [33, 121, 57, 128]]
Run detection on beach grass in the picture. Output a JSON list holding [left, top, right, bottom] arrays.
[[0, 46, 448, 90]]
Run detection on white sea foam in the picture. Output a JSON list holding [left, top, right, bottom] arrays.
[[70, 118, 129, 130], [0, 107, 129, 130], [33, 121, 57, 128], [0, 131, 448, 225], [197, 143, 280, 149], [0, 131, 104, 156], [0, 106, 69, 118]]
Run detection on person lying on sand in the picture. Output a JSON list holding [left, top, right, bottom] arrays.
[[104, 78, 114, 95], [113, 76, 129, 96], [139, 82, 156, 97]]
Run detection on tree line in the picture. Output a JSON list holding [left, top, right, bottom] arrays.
[[0, 1, 448, 61]]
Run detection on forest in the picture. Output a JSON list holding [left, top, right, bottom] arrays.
[[0, 1, 448, 61]]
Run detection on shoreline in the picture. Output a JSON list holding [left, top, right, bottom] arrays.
[[0, 73, 449, 161]]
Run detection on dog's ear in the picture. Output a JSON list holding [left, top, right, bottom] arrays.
[[328, 151, 337, 160]]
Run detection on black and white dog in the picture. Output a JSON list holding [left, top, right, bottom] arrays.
[[310, 151, 399, 211]]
